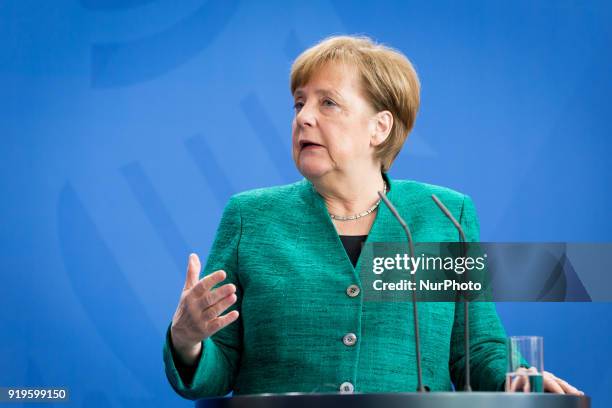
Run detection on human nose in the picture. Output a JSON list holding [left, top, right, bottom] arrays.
[[295, 101, 316, 128]]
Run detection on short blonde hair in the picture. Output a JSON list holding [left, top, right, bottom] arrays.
[[290, 35, 420, 172]]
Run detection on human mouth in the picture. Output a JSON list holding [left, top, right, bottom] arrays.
[[299, 140, 324, 150]]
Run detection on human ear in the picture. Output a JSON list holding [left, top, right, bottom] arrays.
[[370, 110, 393, 147]]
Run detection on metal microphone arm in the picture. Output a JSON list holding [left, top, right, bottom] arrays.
[[378, 191, 426, 392], [431, 194, 472, 392]]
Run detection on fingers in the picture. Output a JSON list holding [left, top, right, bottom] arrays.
[[507, 367, 536, 393], [510, 368, 531, 392], [183, 253, 201, 291], [508, 369, 584, 396], [543, 371, 566, 394], [191, 270, 227, 297], [544, 371, 584, 395], [557, 379, 582, 396], [202, 292, 237, 321], [205, 310, 240, 337], [174, 256, 239, 348], [197, 283, 236, 310], [509, 374, 522, 392], [523, 373, 530, 393]]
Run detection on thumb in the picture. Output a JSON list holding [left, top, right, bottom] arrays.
[[184, 253, 201, 291]]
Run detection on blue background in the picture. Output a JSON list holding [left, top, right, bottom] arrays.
[[1, 0, 611, 406]]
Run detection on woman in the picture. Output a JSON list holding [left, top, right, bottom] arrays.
[[163, 36, 582, 398]]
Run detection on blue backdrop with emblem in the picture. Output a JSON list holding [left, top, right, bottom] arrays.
[[1, 0, 611, 407]]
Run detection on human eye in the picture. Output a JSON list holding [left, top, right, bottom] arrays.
[[322, 98, 337, 107], [293, 100, 304, 112]]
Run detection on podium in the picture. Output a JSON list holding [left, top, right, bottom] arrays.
[[196, 392, 590, 408]]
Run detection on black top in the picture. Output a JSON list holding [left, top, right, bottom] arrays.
[[339, 235, 368, 267]]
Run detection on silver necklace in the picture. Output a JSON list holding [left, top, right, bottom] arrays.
[[329, 181, 388, 221]]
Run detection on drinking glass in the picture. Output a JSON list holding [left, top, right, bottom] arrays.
[[505, 336, 544, 392]]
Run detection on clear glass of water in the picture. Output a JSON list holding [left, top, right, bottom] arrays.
[[505, 336, 544, 392]]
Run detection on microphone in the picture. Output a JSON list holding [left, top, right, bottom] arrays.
[[377, 190, 427, 393], [431, 194, 472, 392]]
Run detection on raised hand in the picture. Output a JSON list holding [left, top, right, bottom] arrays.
[[170, 253, 239, 366]]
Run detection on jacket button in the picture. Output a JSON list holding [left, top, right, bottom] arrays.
[[346, 284, 360, 297], [343, 333, 357, 346], [339, 382, 354, 393]]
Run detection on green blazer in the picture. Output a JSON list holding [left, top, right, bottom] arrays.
[[163, 174, 508, 399]]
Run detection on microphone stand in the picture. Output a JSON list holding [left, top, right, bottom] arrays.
[[431, 194, 472, 392], [378, 191, 427, 392]]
